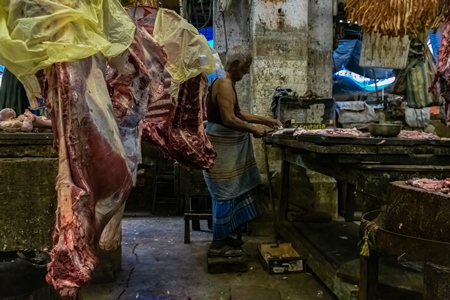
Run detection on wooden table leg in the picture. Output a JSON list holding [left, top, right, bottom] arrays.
[[359, 254, 379, 300], [424, 262, 450, 300], [346, 183, 356, 222], [279, 158, 290, 222], [184, 219, 190, 244], [340, 181, 356, 222]]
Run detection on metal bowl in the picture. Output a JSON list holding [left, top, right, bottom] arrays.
[[369, 123, 402, 137]]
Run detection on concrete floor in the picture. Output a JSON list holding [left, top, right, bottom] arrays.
[[80, 216, 337, 300]]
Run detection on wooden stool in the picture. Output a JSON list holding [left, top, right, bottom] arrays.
[[178, 167, 213, 243], [184, 195, 212, 244]]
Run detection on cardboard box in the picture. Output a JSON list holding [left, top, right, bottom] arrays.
[[258, 243, 306, 274]]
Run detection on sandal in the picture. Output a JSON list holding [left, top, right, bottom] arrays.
[[208, 245, 243, 257], [225, 236, 244, 248]]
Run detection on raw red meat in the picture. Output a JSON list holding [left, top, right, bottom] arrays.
[[397, 130, 440, 140], [407, 178, 450, 194], [44, 55, 133, 298], [142, 74, 216, 170], [430, 13, 450, 125], [44, 5, 216, 296], [125, 6, 216, 170]]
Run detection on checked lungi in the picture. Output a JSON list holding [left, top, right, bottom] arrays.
[[203, 123, 262, 240]]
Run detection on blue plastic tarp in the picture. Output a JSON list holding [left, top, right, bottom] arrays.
[[333, 39, 394, 79]]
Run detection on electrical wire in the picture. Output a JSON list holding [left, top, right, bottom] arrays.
[[192, 0, 198, 28], [198, 0, 212, 30]]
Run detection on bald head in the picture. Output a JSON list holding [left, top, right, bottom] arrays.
[[224, 45, 252, 82], [225, 45, 252, 69]]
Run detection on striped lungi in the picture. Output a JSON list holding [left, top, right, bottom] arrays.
[[203, 122, 262, 240]]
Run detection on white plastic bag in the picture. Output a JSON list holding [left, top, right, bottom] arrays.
[[405, 107, 430, 128]]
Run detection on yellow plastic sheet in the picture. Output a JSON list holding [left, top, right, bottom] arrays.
[[153, 8, 219, 96], [0, 0, 136, 91]]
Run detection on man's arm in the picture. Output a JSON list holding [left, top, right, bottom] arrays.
[[216, 79, 265, 137]]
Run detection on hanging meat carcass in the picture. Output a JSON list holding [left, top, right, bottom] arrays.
[[44, 54, 133, 298], [24, 4, 218, 297], [430, 13, 450, 125], [137, 7, 216, 170]]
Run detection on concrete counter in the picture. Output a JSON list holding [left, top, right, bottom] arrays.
[[0, 132, 57, 251]]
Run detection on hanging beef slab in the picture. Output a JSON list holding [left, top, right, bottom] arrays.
[[44, 55, 133, 298]]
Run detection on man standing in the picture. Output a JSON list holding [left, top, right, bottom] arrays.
[[203, 45, 282, 257]]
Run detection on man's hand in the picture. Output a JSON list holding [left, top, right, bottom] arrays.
[[265, 118, 283, 129], [252, 126, 267, 138]]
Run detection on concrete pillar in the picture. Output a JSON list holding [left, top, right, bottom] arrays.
[[213, 0, 252, 111], [251, 0, 309, 114], [307, 0, 333, 97], [306, 0, 337, 219], [213, 0, 336, 221]]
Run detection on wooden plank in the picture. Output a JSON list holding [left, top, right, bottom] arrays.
[[281, 140, 378, 155], [284, 148, 356, 183], [0, 145, 56, 158], [358, 164, 450, 172], [433, 147, 450, 155], [359, 33, 409, 69], [272, 133, 432, 146], [0, 132, 53, 141], [336, 154, 440, 165]]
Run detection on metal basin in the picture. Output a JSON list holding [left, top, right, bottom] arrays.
[[369, 123, 402, 137]]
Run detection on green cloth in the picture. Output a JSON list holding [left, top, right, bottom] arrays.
[[0, 68, 29, 115]]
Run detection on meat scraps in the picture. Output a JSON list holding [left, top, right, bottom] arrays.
[[0, 108, 15, 121], [44, 55, 133, 298], [430, 13, 450, 125], [407, 178, 450, 194], [397, 130, 440, 140], [293, 127, 363, 137], [0, 108, 51, 132]]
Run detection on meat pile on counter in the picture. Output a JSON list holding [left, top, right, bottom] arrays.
[[407, 178, 450, 194], [293, 127, 364, 137], [0, 108, 51, 132], [397, 130, 440, 140]]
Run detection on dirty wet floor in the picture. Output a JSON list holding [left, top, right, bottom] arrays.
[[80, 217, 336, 300]]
